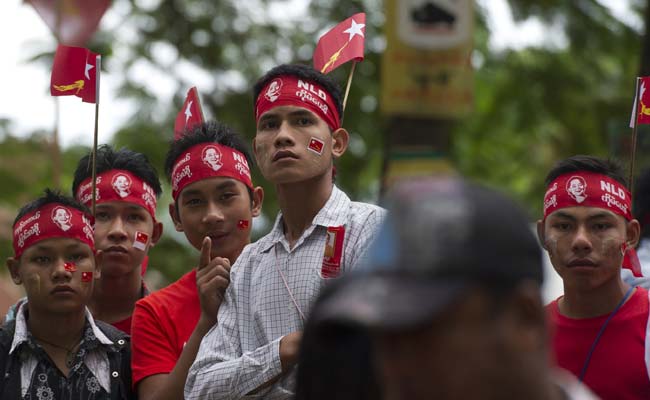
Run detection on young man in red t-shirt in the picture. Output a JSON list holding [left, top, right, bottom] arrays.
[[130, 121, 263, 400], [538, 155, 650, 399], [72, 145, 164, 334]]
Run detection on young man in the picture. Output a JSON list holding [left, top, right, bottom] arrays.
[[299, 177, 597, 400], [0, 189, 135, 399], [538, 155, 650, 398], [72, 145, 164, 334], [130, 121, 263, 400], [185, 64, 386, 399]]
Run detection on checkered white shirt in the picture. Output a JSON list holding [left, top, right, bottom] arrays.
[[185, 186, 386, 399]]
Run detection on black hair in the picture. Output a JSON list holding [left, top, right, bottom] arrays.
[[634, 168, 650, 238], [544, 155, 628, 187], [253, 64, 344, 118], [14, 188, 91, 226], [72, 145, 162, 198]]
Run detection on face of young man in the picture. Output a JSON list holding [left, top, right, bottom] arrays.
[[539, 206, 639, 291], [253, 105, 348, 185], [170, 176, 262, 263], [7, 237, 99, 315], [94, 201, 162, 278]]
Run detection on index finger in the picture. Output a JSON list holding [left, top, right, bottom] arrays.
[[198, 236, 212, 270]]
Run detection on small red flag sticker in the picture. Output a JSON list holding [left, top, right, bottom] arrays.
[[322, 226, 345, 278], [81, 271, 93, 282], [308, 137, 324, 155], [237, 219, 249, 229], [133, 231, 149, 251], [64, 262, 77, 272]]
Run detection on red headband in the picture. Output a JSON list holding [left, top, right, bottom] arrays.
[[13, 203, 95, 259], [76, 170, 158, 220], [255, 75, 341, 131], [543, 172, 632, 220], [171, 143, 253, 200]]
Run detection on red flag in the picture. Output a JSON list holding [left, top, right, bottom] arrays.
[[25, 0, 111, 46], [174, 87, 205, 140], [631, 76, 650, 127], [313, 13, 366, 74], [51, 45, 99, 104]]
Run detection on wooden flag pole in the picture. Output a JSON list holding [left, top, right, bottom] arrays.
[[341, 61, 357, 124], [91, 55, 101, 216], [630, 77, 642, 200]]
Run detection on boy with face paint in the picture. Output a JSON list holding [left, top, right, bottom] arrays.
[[185, 64, 386, 399], [130, 121, 263, 400], [72, 145, 164, 334], [538, 155, 650, 398], [0, 190, 135, 399]]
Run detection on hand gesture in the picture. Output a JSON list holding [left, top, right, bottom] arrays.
[[196, 237, 231, 325]]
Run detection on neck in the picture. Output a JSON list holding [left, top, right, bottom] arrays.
[[27, 304, 86, 347], [89, 268, 142, 323], [276, 174, 333, 247], [560, 278, 631, 318]]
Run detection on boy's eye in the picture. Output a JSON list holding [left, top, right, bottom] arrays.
[[128, 213, 145, 222], [259, 120, 278, 130], [219, 192, 236, 201], [32, 256, 51, 265], [68, 253, 86, 262], [95, 212, 110, 221], [184, 198, 203, 206], [296, 117, 312, 126]]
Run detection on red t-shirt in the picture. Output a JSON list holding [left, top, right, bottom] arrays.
[[112, 316, 133, 335], [548, 287, 650, 400], [130, 270, 200, 386]]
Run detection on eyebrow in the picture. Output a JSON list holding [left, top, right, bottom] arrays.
[[258, 108, 316, 124], [550, 210, 617, 221]]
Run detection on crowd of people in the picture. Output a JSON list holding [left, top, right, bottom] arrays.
[[1, 62, 650, 399]]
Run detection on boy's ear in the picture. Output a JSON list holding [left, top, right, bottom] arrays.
[[627, 219, 641, 248], [6, 257, 21, 285], [536, 220, 547, 250], [169, 202, 184, 232], [150, 221, 164, 247], [331, 128, 349, 160], [251, 186, 264, 218], [93, 250, 103, 280]]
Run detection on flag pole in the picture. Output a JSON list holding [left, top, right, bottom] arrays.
[[91, 55, 101, 216], [341, 61, 357, 120], [630, 77, 641, 199]]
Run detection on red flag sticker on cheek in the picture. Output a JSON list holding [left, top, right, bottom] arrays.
[[237, 220, 249, 230], [133, 231, 149, 251], [64, 262, 77, 272], [81, 271, 93, 282], [308, 137, 324, 155]]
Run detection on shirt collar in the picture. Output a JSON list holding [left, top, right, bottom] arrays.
[[9, 302, 113, 355], [259, 185, 351, 252]]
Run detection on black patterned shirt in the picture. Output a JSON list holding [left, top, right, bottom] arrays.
[[9, 304, 116, 399]]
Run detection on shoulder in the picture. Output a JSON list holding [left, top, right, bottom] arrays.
[[0, 320, 15, 349], [137, 270, 197, 309]]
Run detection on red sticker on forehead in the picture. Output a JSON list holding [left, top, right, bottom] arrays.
[[237, 220, 249, 230], [81, 271, 93, 282], [64, 262, 77, 272]]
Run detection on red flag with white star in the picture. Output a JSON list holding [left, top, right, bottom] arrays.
[[50, 45, 99, 104], [26, 0, 111, 46], [313, 13, 366, 74], [174, 87, 205, 140], [631, 77, 650, 127]]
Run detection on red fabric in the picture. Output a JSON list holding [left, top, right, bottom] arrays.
[[174, 87, 205, 140], [170, 143, 253, 200], [13, 202, 94, 258], [636, 77, 650, 125], [623, 248, 644, 278], [313, 13, 366, 74], [50, 45, 99, 103], [548, 288, 650, 399], [543, 172, 632, 221], [131, 270, 201, 385], [75, 169, 158, 219], [255, 75, 341, 131], [26, 0, 110, 46], [112, 315, 133, 335]]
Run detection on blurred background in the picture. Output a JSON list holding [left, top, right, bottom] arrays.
[[0, 0, 647, 311]]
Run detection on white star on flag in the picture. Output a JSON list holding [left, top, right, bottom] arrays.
[[343, 18, 365, 42], [184, 100, 193, 123], [85, 62, 94, 79]]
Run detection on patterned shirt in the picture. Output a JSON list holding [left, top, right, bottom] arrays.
[[185, 186, 386, 399], [9, 303, 116, 399]]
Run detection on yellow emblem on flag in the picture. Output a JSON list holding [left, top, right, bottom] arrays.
[[320, 42, 349, 73], [53, 80, 85, 94]]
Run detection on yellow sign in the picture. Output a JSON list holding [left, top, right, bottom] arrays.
[[381, 0, 474, 118]]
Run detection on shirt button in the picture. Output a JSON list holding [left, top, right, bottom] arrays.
[[112, 371, 119, 378], [117, 339, 125, 345]]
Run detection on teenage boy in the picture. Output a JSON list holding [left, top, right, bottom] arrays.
[[538, 155, 650, 398], [72, 145, 164, 334], [0, 189, 135, 399], [185, 64, 386, 399], [130, 121, 263, 400]]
